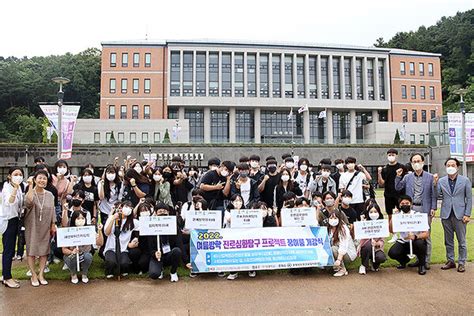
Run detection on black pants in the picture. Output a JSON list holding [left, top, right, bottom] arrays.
[[128, 247, 150, 274], [98, 212, 109, 260], [350, 203, 365, 221], [2, 217, 19, 280], [384, 196, 399, 216], [15, 218, 25, 257], [388, 239, 427, 266], [148, 247, 182, 279], [104, 250, 131, 275], [360, 242, 386, 269]]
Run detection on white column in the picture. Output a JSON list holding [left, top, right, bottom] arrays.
[[328, 55, 334, 99], [374, 57, 380, 101], [244, 52, 248, 97], [293, 53, 297, 98], [340, 56, 345, 100], [304, 54, 310, 99], [303, 110, 310, 144], [229, 107, 236, 143], [205, 51, 209, 97], [350, 109, 357, 144], [192, 50, 196, 97], [317, 55, 322, 99], [256, 53, 261, 98], [231, 51, 235, 97], [351, 56, 357, 100], [326, 109, 333, 144], [218, 51, 222, 97], [384, 58, 390, 102], [372, 109, 379, 123], [179, 51, 183, 96], [280, 53, 284, 98], [254, 108, 261, 143], [362, 57, 368, 100], [178, 107, 185, 120], [204, 107, 211, 143], [269, 53, 273, 98]]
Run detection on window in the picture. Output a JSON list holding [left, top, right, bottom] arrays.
[[94, 133, 100, 144], [421, 110, 427, 122], [272, 55, 281, 97], [428, 63, 433, 76], [130, 132, 136, 144], [309, 56, 317, 98], [133, 53, 139, 67], [109, 78, 116, 93], [144, 105, 150, 119], [145, 53, 151, 67], [402, 109, 408, 123], [142, 132, 148, 144], [411, 85, 416, 99], [356, 112, 372, 143], [429, 86, 435, 100], [236, 110, 254, 143], [400, 61, 405, 75], [209, 52, 219, 96], [196, 52, 206, 96], [344, 58, 352, 99], [211, 110, 229, 143], [153, 132, 160, 143], [121, 79, 127, 93], [132, 105, 139, 119], [108, 105, 115, 119], [412, 109, 417, 122], [185, 109, 204, 143], [247, 54, 256, 97], [333, 57, 341, 99], [367, 59, 374, 100], [401, 85, 407, 99], [170, 51, 181, 96], [420, 134, 425, 145], [309, 111, 326, 143], [410, 134, 416, 144], [168, 107, 178, 119], [409, 62, 415, 75], [122, 53, 128, 67], [120, 105, 127, 119], [284, 55, 293, 98], [110, 53, 117, 67], [106, 132, 112, 144], [419, 63, 424, 76], [118, 132, 124, 144], [379, 110, 388, 122], [431, 110, 436, 119], [133, 79, 139, 93], [144, 79, 151, 94], [378, 59, 385, 100], [234, 53, 244, 97], [355, 58, 362, 99], [260, 54, 269, 97], [333, 112, 351, 144], [222, 53, 232, 97], [183, 51, 193, 96], [420, 86, 426, 99], [321, 57, 329, 99], [261, 110, 303, 141]]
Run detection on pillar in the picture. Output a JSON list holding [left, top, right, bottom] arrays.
[[204, 107, 211, 143], [229, 107, 236, 143], [327, 109, 333, 144], [350, 109, 357, 144], [254, 108, 261, 144]]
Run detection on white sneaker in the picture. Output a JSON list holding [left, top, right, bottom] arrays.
[[333, 269, 348, 277], [217, 272, 226, 278], [248, 271, 256, 278], [170, 273, 179, 282], [13, 255, 22, 261], [158, 272, 164, 280], [227, 273, 239, 280], [359, 265, 366, 275], [62, 264, 69, 271], [53, 257, 61, 264], [81, 275, 89, 284], [121, 273, 128, 277], [44, 266, 50, 273], [388, 234, 398, 243], [106, 274, 114, 279], [26, 270, 32, 277], [71, 275, 79, 284]]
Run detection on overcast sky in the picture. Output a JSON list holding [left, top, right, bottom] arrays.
[[1, 0, 472, 57]]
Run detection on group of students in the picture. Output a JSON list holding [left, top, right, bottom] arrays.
[[0, 149, 471, 288]]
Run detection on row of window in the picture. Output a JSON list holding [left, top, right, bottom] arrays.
[[402, 109, 437, 123], [109, 78, 152, 94], [400, 61, 434, 76], [108, 105, 150, 119], [401, 85, 436, 100], [110, 52, 152, 68], [170, 51, 386, 100], [95, 131, 160, 144]]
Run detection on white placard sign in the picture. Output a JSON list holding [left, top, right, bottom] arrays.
[[354, 219, 390, 239], [230, 209, 262, 228], [185, 211, 222, 230], [139, 216, 177, 235], [281, 208, 318, 227], [392, 213, 429, 232], [57, 226, 96, 247]]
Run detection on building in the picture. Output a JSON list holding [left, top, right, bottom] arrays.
[[94, 39, 442, 145]]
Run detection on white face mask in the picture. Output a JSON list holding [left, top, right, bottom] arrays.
[[446, 167, 457, 175], [387, 156, 396, 163], [285, 162, 294, 169], [122, 207, 132, 216], [83, 175, 93, 184], [412, 162, 423, 171], [106, 173, 116, 181], [321, 171, 330, 178], [369, 212, 380, 220], [12, 175, 23, 185], [325, 199, 335, 207], [75, 218, 86, 227], [233, 201, 243, 209], [346, 163, 356, 171], [250, 161, 259, 169], [342, 197, 352, 205], [300, 164, 308, 171], [336, 163, 344, 171], [134, 165, 143, 173], [153, 174, 162, 182], [220, 170, 229, 177], [281, 174, 290, 182], [57, 167, 67, 175], [329, 218, 339, 227]]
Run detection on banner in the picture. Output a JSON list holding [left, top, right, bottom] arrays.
[[190, 226, 334, 273], [392, 213, 429, 233], [281, 207, 318, 227], [354, 219, 390, 240], [185, 211, 222, 230], [230, 209, 262, 228], [139, 215, 177, 236], [40, 105, 80, 159], [447, 112, 474, 162], [57, 226, 96, 247]]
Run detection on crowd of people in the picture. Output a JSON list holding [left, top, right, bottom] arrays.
[[0, 149, 471, 288]]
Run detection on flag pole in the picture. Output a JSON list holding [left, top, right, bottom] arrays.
[[291, 106, 294, 156]]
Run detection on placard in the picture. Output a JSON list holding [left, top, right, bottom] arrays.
[[281, 207, 318, 227], [139, 215, 177, 235], [57, 226, 96, 247], [230, 209, 262, 228], [354, 219, 390, 239], [392, 213, 429, 232], [185, 210, 222, 230]]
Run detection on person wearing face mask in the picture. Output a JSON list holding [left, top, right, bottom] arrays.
[[52, 160, 74, 208], [258, 160, 280, 208], [437, 157, 472, 273], [388, 196, 430, 275], [254, 201, 279, 227], [62, 190, 92, 227], [196, 158, 221, 188], [199, 161, 233, 212], [73, 169, 99, 225], [332, 159, 345, 190], [378, 148, 406, 243], [84, 163, 101, 185], [357, 202, 386, 275], [274, 169, 302, 215], [308, 164, 337, 196], [62, 211, 104, 284], [150, 167, 173, 207], [231, 163, 260, 208], [294, 158, 311, 197], [98, 165, 124, 231], [318, 191, 350, 227], [187, 165, 202, 196], [1, 167, 25, 288], [338, 157, 370, 221], [248, 155, 264, 184], [171, 163, 194, 206], [339, 190, 358, 224], [395, 153, 436, 270], [283, 157, 296, 175], [328, 211, 357, 277], [128, 203, 155, 275], [123, 168, 151, 207]]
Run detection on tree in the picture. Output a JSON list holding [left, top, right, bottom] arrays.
[[394, 129, 402, 144], [15, 115, 43, 143], [162, 129, 171, 143]]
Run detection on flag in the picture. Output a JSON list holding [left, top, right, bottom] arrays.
[[287, 108, 293, 121], [298, 104, 308, 114], [318, 110, 326, 119]]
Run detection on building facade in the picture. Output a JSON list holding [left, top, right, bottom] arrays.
[[99, 40, 442, 145]]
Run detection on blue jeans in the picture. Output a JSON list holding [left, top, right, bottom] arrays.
[[2, 217, 19, 280]]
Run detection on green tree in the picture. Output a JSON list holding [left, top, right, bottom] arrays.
[[15, 115, 43, 142], [162, 129, 171, 143], [394, 129, 402, 144]]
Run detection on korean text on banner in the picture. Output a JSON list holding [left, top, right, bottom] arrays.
[[185, 211, 222, 230], [230, 209, 262, 228], [139, 216, 177, 236], [392, 213, 429, 233], [281, 207, 318, 227], [57, 226, 96, 248], [354, 219, 390, 239]]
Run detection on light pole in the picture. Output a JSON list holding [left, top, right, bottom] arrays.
[[52, 77, 70, 158], [456, 88, 468, 176]]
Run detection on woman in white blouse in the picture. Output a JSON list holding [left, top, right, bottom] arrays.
[[328, 211, 357, 277]]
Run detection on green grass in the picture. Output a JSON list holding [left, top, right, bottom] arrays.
[[2, 220, 472, 280]]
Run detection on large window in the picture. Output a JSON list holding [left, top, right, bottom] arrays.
[[170, 51, 181, 96], [168, 107, 178, 119], [344, 58, 352, 99], [420, 86, 426, 99], [429, 86, 435, 100], [144, 79, 150, 94], [421, 110, 427, 122], [183, 52, 193, 96], [109, 78, 116, 93], [411, 85, 416, 99], [409, 62, 415, 75], [133, 79, 139, 94], [284, 55, 293, 98], [309, 56, 317, 98], [108, 105, 115, 119], [400, 61, 405, 75], [211, 110, 229, 143], [296, 56, 305, 98], [185, 109, 204, 143], [309, 111, 326, 143], [144, 105, 150, 119], [247, 54, 256, 97], [132, 105, 139, 119], [367, 59, 374, 100], [145, 53, 151, 67], [236, 110, 254, 143], [196, 52, 206, 96], [122, 53, 128, 67], [333, 57, 340, 99], [234, 53, 244, 97], [356, 112, 372, 143], [419, 63, 424, 76], [260, 54, 269, 97], [121, 79, 127, 94], [401, 85, 407, 99], [110, 53, 117, 67], [333, 112, 350, 144], [321, 57, 329, 99], [378, 59, 385, 100], [428, 63, 434, 76], [133, 53, 139, 67], [222, 53, 232, 97], [356, 58, 363, 99], [272, 55, 281, 97], [261, 110, 303, 140], [121, 105, 127, 119], [402, 109, 408, 123], [412, 109, 418, 122], [209, 52, 219, 96]]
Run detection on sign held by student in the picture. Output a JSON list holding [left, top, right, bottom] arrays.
[[354, 219, 390, 239], [281, 207, 318, 227], [140, 216, 177, 236], [392, 213, 429, 232], [230, 209, 262, 228], [185, 211, 222, 230], [57, 226, 96, 247]]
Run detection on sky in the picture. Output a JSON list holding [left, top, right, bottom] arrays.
[[1, 0, 472, 57]]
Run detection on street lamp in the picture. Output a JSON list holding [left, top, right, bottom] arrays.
[[52, 77, 70, 158], [455, 88, 468, 176]]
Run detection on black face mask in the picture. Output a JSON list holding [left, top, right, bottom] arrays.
[[400, 205, 411, 213], [72, 199, 82, 207], [285, 200, 295, 208], [163, 172, 174, 179], [268, 166, 277, 173]]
